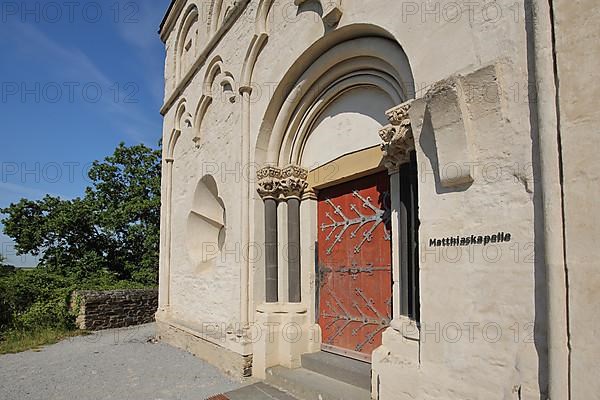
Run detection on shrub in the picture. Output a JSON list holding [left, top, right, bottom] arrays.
[[0, 267, 151, 337], [0, 143, 161, 348]]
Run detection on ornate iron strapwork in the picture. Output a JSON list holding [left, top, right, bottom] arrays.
[[320, 190, 391, 255], [317, 171, 393, 359], [321, 287, 392, 353]]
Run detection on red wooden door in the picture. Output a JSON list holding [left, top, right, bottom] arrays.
[[317, 171, 392, 361]]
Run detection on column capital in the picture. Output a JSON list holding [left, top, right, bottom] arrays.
[[379, 100, 415, 172], [239, 85, 253, 95], [257, 165, 283, 200], [280, 165, 308, 200], [256, 165, 309, 200]]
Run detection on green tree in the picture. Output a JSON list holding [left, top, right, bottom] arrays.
[[1, 196, 104, 276], [1, 143, 161, 284], [85, 143, 162, 283]]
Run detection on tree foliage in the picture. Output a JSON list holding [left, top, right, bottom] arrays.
[[1, 143, 161, 285], [0, 254, 15, 277]]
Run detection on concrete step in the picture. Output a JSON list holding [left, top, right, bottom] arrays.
[[301, 351, 371, 391], [266, 366, 371, 400], [224, 382, 299, 400]]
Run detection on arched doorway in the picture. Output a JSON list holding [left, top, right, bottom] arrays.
[[252, 28, 419, 375]]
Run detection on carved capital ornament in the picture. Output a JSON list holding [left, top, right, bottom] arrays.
[[280, 165, 309, 199], [257, 165, 308, 200], [379, 101, 415, 172], [257, 166, 282, 199]]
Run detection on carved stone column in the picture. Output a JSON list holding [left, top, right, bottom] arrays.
[[254, 165, 315, 378], [281, 165, 308, 303], [257, 166, 283, 303], [379, 100, 418, 331]]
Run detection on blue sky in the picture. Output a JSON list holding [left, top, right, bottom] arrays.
[[0, 0, 171, 266]]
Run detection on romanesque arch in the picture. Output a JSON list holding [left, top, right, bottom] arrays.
[[255, 0, 343, 35], [159, 97, 191, 309], [210, 0, 238, 34], [175, 4, 200, 83], [253, 25, 414, 165], [166, 98, 191, 160], [193, 56, 236, 147], [250, 24, 417, 375], [242, 0, 346, 89]]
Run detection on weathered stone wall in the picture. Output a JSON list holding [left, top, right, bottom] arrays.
[[157, 0, 549, 396], [72, 289, 158, 331], [554, 1, 600, 398]]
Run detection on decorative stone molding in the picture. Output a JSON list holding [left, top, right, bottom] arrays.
[[379, 101, 415, 172], [280, 165, 309, 199], [294, 0, 343, 26], [256, 165, 308, 200], [257, 166, 283, 199], [193, 56, 237, 147], [160, 0, 251, 115], [166, 129, 181, 162], [302, 187, 318, 201]]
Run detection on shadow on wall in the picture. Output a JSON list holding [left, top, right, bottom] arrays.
[[524, 0, 549, 395], [186, 175, 226, 271], [418, 105, 472, 195]]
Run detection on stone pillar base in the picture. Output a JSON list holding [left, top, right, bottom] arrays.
[[372, 325, 420, 400], [252, 303, 321, 379]]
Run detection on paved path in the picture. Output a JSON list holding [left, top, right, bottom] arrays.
[[0, 324, 244, 400]]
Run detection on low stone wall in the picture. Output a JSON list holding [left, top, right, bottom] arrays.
[[72, 289, 158, 331]]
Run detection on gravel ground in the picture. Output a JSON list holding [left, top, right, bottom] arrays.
[[0, 324, 244, 400]]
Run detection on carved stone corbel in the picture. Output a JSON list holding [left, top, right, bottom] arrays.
[[257, 166, 283, 200], [379, 101, 415, 172], [280, 165, 308, 200]]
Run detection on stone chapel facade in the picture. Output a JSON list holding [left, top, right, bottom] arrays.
[[156, 1, 599, 399]]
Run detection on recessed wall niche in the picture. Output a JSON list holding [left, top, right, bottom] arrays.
[[186, 175, 226, 267]]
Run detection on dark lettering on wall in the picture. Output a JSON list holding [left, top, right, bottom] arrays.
[[428, 232, 513, 247]]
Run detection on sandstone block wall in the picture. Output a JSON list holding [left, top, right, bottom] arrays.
[[72, 289, 158, 331]]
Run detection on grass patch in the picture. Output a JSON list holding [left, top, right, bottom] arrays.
[[0, 328, 87, 355]]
